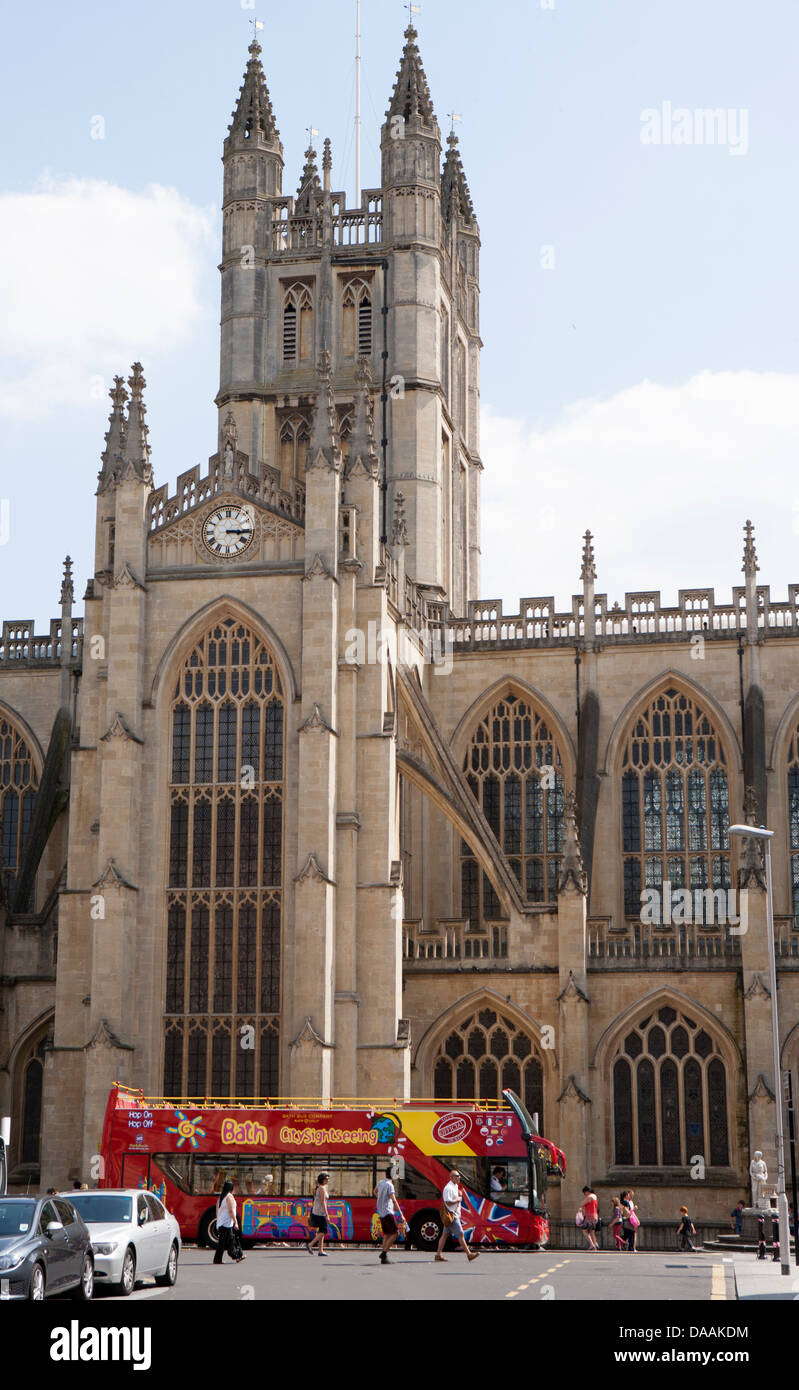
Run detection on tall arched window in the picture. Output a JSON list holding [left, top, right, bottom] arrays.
[[611, 1005, 730, 1167], [788, 721, 799, 927], [621, 686, 730, 917], [341, 279, 372, 358], [164, 617, 285, 1098], [282, 284, 313, 364], [433, 1005, 544, 1127], [0, 713, 39, 910], [278, 413, 310, 487], [461, 693, 565, 920]]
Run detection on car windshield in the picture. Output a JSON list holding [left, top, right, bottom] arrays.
[[0, 1200, 36, 1236], [68, 1195, 133, 1224]]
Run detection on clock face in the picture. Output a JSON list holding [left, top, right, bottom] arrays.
[[201, 503, 256, 559]]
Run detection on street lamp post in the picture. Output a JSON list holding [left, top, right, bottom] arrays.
[[730, 823, 791, 1275]]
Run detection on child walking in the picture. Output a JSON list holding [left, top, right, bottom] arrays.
[[677, 1206, 697, 1251]]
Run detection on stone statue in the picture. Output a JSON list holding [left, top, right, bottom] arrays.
[[749, 1151, 768, 1209]]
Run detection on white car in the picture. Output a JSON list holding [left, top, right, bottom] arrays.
[[61, 1189, 181, 1296]]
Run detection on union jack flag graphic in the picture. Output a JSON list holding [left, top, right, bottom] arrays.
[[459, 1190, 520, 1244]]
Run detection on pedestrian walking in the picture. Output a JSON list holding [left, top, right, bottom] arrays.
[[374, 1166, 408, 1265], [213, 1180, 245, 1264], [579, 1185, 599, 1251], [307, 1172, 330, 1256], [730, 1200, 744, 1236], [620, 1189, 639, 1252], [610, 1196, 626, 1250], [435, 1169, 480, 1264], [677, 1206, 697, 1251]]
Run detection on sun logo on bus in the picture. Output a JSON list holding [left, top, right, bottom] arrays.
[[165, 1110, 207, 1150]]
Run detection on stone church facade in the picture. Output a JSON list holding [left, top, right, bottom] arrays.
[[2, 27, 798, 1223]]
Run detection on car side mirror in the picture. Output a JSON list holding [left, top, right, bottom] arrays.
[[46, 1221, 64, 1236]]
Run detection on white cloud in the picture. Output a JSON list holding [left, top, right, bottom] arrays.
[[0, 175, 216, 418], [480, 371, 799, 614]]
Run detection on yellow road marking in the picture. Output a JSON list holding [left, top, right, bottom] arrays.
[[506, 1290, 519, 1298], [517, 1284, 529, 1291], [711, 1264, 727, 1300]]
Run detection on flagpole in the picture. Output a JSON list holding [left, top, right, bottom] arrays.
[[355, 0, 362, 207]]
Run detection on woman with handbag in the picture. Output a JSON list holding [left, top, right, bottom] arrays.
[[213, 1180, 245, 1264], [435, 1169, 479, 1264], [621, 1189, 639, 1252]]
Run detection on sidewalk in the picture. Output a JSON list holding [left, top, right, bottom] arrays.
[[730, 1253, 799, 1300]]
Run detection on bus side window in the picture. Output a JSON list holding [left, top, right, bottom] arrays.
[[283, 1158, 308, 1197], [396, 1164, 444, 1201]]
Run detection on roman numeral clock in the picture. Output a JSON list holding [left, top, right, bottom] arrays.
[[200, 501, 257, 559]]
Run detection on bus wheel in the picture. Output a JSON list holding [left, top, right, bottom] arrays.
[[410, 1212, 443, 1253], [198, 1210, 219, 1250]]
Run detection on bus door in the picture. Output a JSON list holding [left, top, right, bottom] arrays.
[[120, 1149, 152, 1190]]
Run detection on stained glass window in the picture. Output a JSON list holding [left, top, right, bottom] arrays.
[[0, 714, 39, 910], [433, 1007, 545, 1129], [621, 688, 730, 916], [611, 1008, 728, 1167], [461, 694, 565, 921], [164, 618, 284, 1097]]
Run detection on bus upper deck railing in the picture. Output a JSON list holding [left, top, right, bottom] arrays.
[[112, 1084, 514, 1113]]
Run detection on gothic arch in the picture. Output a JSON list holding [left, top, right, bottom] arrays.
[[396, 674, 525, 918], [593, 988, 742, 1172], [149, 596, 299, 711], [601, 669, 742, 778], [0, 699, 44, 776], [413, 989, 557, 1101], [450, 677, 576, 778], [9, 1009, 54, 1174], [768, 691, 799, 774], [592, 987, 742, 1074]]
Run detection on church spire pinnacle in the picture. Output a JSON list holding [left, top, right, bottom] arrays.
[[581, 530, 596, 583], [296, 142, 322, 215], [346, 359, 379, 479], [386, 23, 438, 130], [743, 519, 759, 577], [225, 38, 282, 156], [307, 351, 342, 472], [123, 363, 153, 483], [441, 130, 476, 227], [99, 375, 128, 487]]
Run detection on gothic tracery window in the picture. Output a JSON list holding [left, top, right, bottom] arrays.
[[788, 722, 799, 926], [0, 713, 39, 910], [461, 694, 564, 921], [282, 283, 313, 364], [612, 1006, 729, 1167], [164, 618, 284, 1098], [433, 1006, 544, 1127], [341, 278, 372, 358], [621, 687, 730, 917], [278, 413, 310, 487]]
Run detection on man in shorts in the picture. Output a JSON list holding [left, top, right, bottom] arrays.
[[374, 1166, 407, 1264], [435, 1169, 479, 1263]]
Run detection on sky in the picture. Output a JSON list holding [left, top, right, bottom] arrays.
[[1, 0, 797, 626]]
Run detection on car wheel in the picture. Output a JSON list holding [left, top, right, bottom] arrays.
[[198, 1210, 219, 1250], [410, 1211, 443, 1253], [28, 1263, 46, 1301], [155, 1242, 179, 1287], [72, 1254, 94, 1300], [119, 1246, 136, 1296]]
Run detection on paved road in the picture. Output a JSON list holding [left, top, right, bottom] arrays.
[[93, 1246, 735, 1302]]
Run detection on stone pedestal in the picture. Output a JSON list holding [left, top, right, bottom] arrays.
[[741, 1207, 775, 1243]]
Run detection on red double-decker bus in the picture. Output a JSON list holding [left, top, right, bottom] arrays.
[[100, 1084, 565, 1251]]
